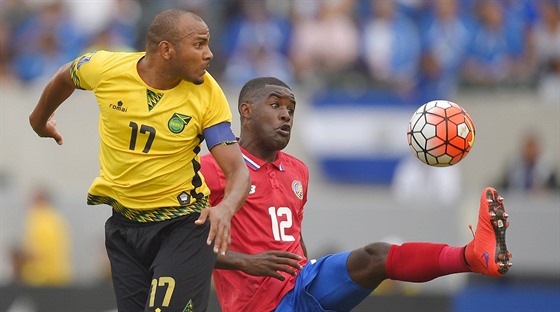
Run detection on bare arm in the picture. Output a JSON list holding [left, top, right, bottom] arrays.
[[215, 250, 303, 281], [195, 143, 250, 255], [29, 62, 76, 145]]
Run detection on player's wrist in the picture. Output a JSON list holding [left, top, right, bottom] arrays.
[[215, 250, 250, 271], [215, 203, 236, 219], [230, 251, 253, 272]]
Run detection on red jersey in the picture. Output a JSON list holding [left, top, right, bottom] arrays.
[[200, 146, 309, 312]]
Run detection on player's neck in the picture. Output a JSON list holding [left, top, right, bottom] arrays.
[[137, 56, 181, 90], [240, 140, 278, 163]]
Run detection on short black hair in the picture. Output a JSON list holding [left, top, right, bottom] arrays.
[[238, 77, 291, 111], [145, 9, 203, 51]]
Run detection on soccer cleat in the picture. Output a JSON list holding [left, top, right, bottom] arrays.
[[465, 187, 512, 276]]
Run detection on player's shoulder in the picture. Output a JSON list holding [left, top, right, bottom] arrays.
[[279, 151, 304, 163], [200, 71, 225, 91], [279, 152, 309, 172], [78, 50, 143, 69], [203, 71, 217, 83], [92, 50, 142, 59], [100, 50, 143, 66]]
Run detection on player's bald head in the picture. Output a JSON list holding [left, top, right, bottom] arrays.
[[145, 9, 205, 51]]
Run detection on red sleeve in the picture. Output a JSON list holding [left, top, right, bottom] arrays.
[[200, 154, 226, 206]]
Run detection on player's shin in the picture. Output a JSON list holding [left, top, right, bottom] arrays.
[[385, 243, 470, 282]]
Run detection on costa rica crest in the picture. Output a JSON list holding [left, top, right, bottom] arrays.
[[292, 180, 304, 200]]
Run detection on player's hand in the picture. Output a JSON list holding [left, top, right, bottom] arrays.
[[31, 113, 63, 145], [242, 251, 303, 281], [195, 204, 234, 255]]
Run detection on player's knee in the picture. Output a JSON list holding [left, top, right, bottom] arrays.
[[349, 242, 390, 273], [362, 242, 391, 264], [348, 242, 391, 288]]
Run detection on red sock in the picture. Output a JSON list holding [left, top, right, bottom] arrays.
[[385, 243, 471, 282]]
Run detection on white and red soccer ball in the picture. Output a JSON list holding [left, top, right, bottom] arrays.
[[407, 100, 475, 167]]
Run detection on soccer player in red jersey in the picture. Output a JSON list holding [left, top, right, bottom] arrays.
[[200, 77, 512, 312]]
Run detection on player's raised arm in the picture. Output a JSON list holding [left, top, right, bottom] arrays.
[[215, 250, 303, 281], [29, 62, 76, 145], [195, 142, 250, 255]]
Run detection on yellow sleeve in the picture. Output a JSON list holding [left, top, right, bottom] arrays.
[[69, 50, 110, 90], [202, 73, 233, 129]]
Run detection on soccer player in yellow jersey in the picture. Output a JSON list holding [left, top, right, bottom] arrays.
[[29, 9, 250, 312]]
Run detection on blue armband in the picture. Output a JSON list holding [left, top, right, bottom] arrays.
[[203, 122, 236, 150]]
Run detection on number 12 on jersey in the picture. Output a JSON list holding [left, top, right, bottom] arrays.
[[268, 207, 295, 242]]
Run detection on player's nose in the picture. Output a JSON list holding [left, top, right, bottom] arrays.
[[203, 46, 213, 61], [278, 107, 291, 121]]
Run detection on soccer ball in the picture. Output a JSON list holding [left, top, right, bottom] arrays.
[[407, 100, 475, 167]]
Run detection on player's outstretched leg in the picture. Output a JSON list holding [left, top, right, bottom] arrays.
[[465, 187, 512, 276]]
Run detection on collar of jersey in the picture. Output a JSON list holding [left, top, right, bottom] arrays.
[[240, 147, 284, 172]]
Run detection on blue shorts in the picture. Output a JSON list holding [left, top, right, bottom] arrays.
[[275, 251, 374, 312]]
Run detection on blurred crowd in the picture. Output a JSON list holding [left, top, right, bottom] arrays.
[[1, 0, 559, 103]]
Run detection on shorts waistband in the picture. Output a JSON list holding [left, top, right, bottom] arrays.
[[112, 196, 209, 222]]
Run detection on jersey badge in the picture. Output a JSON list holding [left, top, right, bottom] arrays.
[[292, 180, 304, 200], [76, 52, 95, 69], [177, 191, 191, 205], [168, 113, 192, 134]]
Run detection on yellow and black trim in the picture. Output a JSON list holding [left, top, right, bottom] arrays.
[[87, 194, 208, 222]]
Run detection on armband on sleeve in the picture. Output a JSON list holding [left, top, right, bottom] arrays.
[[203, 122, 237, 150]]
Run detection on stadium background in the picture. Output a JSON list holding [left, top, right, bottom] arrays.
[[0, 0, 558, 311]]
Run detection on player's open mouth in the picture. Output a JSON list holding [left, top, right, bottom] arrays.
[[201, 64, 209, 75], [277, 124, 291, 135]]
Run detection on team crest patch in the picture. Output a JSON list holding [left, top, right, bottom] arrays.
[[168, 113, 192, 133], [76, 52, 95, 69], [292, 180, 304, 200]]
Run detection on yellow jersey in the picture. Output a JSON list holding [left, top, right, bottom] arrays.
[[70, 50, 232, 210]]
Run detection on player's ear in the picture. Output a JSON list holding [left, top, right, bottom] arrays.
[[239, 102, 252, 119], [159, 41, 173, 60]]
